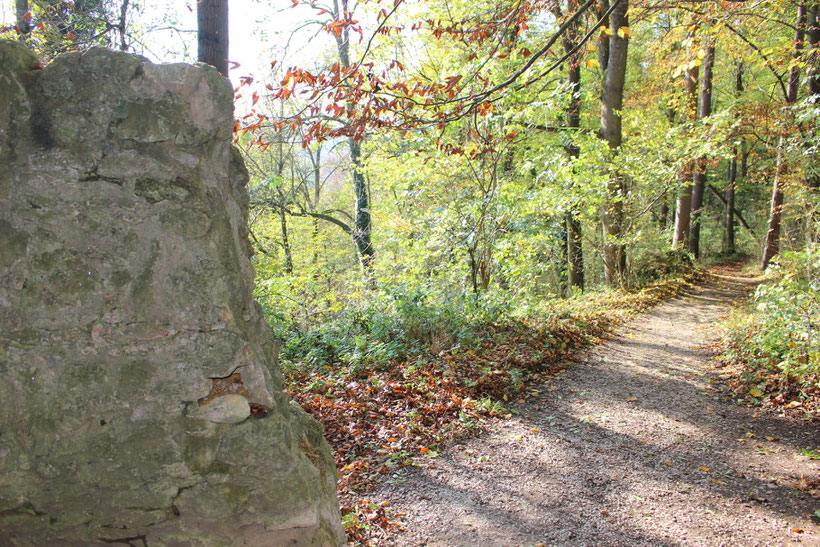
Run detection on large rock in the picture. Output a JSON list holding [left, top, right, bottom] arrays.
[[0, 41, 344, 545]]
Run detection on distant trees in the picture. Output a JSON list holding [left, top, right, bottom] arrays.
[[15, 0, 30, 42], [8, 0, 133, 57]]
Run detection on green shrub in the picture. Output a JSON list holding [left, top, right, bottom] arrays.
[[721, 247, 819, 386]]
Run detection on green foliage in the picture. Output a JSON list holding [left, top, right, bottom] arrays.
[[720, 247, 820, 391], [751, 249, 820, 379], [271, 281, 510, 372]]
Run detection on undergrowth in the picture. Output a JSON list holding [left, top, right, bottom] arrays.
[[274, 272, 701, 544], [714, 248, 820, 420]]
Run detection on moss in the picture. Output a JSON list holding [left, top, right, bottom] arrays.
[[131, 240, 160, 316], [158, 205, 211, 238], [0, 40, 39, 73], [214, 484, 250, 514], [116, 359, 156, 395], [0, 220, 28, 268], [182, 435, 221, 475], [110, 269, 132, 289], [134, 177, 192, 204]]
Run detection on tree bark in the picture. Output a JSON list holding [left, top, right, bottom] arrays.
[[724, 62, 744, 255], [563, 0, 584, 293], [280, 204, 294, 274], [806, 5, 819, 188], [599, 0, 629, 288], [349, 138, 374, 273], [672, 58, 699, 249], [762, 140, 786, 269], [15, 0, 30, 42], [118, 0, 130, 51], [724, 150, 737, 254], [689, 42, 715, 258], [332, 0, 375, 277], [808, 4, 820, 96], [761, 3, 807, 268], [566, 212, 584, 291], [197, 0, 229, 76]]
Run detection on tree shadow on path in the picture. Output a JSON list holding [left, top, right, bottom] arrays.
[[376, 276, 819, 546]]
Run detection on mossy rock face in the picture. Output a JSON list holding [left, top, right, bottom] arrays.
[[0, 41, 343, 546]]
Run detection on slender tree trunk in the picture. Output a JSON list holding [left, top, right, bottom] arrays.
[[724, 151, 737, 254], [349, 138, 374, 273], [197, 0, 229, 76], [562, 0, 584, 293], [808, 4, 820, 97], [280, 205, 294, 274], [15, 0, 30, 42], [659, 195, 669, 230], [310, 145, 322, 265], [566, 213, 584, 291], [762, 3, 807, 268], [118, 0, 130, 51], [689, 42, 715, 258], [673, 164, 693, 248], [333, 0, 375, 277], [806, 5, 819, 188], [673, 58, 699, 248], [762, 140, 786, 269], [599, 0, 629, 288], [724, 63, 744, 255]]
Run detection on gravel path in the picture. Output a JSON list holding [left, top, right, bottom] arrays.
[[374, 272, 820, 546]]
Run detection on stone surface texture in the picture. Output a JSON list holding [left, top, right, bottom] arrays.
[[0, 41, 344, 546]]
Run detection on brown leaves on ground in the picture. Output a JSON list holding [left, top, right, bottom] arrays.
[[284, 275, 697, 544]]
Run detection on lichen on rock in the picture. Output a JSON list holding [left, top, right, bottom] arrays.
[[0, 40, 344, 546]]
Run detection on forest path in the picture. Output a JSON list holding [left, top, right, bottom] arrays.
[[374, 270, 820, 546]]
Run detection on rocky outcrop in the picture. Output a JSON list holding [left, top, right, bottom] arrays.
[[0, 41, 344, 545]]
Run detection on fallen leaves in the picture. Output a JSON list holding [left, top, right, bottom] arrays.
[[282, 275, 697, 543]]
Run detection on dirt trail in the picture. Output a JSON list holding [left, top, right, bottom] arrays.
[[374, 272, 820, 546]]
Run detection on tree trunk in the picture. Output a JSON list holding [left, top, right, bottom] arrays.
[[724, 63, 744, 255], [724, 151, 737, 254], [349, 138, 374, 273], [806, 5, 819, 188], [761, 3, 807, 267], [689, 42, 715, 258], [332, 0, 375, 277], [197, 0, 229, 76], [762, 140, 785, 269], [672, 59, 699, 248], [563, 0, 584, 293], [280, 205, 294, 274], [566, 212, 584, 291], [118, 0, 130, 51], [673, 164, 693, 248], [15, 0, 30, 42], [808, 4, 820, 96], [599, 0, 629, 288]]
